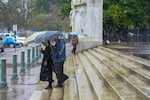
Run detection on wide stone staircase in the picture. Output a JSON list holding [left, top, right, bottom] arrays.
[[29, 46, 150, 100]]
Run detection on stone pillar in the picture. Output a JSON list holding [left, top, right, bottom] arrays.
[[71, 0, 103, 44], [86, 0, 103, 43]]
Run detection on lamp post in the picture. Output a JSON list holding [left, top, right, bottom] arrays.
[[14, 31, 16, 52], [13, 24, 17, 52]]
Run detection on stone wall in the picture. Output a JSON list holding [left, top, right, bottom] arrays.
[[71, 0, 103, 44], [76, 39, 101, 52]]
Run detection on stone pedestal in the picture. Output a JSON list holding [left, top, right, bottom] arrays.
[[71, 0, 103, 44]]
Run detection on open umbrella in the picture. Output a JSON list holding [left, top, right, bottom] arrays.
[[69, 31, 81, 35], [25, 31, 46, 43], [35, 31, 63, 43]]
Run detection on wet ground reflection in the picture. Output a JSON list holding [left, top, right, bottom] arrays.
[[0, 85, 36, 100], [132, 54, 150, 60], [108, 43, 150, 60], [0, 64, 40, 100]]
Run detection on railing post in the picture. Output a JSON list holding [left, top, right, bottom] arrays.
[[32, 46, 35, 63], [0, 58, 8, 89], [11, 53, 19, 80], [36, 45, 39, 60], [38, 44, 41, 58], [26, 48, 31, 68], [20, 51, 26, 74]]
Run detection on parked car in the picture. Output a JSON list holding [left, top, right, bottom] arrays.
[[15, 35, 26, 46], [0, 36, 4, 52], [4, 37, 22, 48], [4, 33, 26, 46]]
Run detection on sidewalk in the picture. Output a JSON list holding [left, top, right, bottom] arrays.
[[0, 61, 42, 100], [0, 45, 43, 100], [0, 43, 73, 100]]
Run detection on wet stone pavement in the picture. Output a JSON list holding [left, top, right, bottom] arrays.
[[0, 45, 43, 100], [0, 43, 72, 100], [0, 43, 149, 100], [0, 63, 41, 100], [107, 43, 150, 60], [0, 44, 150, 100]]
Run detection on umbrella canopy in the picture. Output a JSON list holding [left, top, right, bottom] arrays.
[[69, 31, 81, 35], [25, 31, 47, 43], [35, 31, 63, 43]]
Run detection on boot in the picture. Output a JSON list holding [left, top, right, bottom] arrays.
[[62, 74, 69, 83], [54, 84, 63, 88], [45, 83, 52, 89]]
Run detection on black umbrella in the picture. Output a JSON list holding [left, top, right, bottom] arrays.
[[35, 31, 63, 43]]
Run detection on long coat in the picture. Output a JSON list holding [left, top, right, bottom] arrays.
[[40, 46, 53, 81]]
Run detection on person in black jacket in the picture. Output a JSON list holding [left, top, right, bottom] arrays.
[[40, 40, 53, 89]]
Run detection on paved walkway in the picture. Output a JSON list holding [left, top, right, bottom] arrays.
[[0, 43, 73, 100]]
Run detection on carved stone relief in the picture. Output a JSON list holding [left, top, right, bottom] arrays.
[[71, 0, 103, 43]]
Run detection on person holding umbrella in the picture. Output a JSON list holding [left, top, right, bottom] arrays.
[[39, 40, 54, 89], [34, 31, 68, 88], [51, 36, 69, 88]]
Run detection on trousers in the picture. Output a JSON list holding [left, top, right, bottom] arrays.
[[53, 62, 68, 84]]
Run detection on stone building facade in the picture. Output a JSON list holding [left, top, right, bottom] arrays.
[[70, 0, 103, 43]]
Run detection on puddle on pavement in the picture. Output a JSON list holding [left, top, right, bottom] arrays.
[[0, 64, 41, 100], [0, 85, 36, 100], [116, 48, 150, 60], [133, 54, 150, 60]]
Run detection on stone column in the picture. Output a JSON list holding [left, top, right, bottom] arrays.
[[86, 0, 103, 43]]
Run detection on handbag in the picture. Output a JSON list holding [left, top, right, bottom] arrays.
[[40, 65, 50, 81]]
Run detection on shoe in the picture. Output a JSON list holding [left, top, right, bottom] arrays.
[[54, 84, 63, 88], [50, 79, 54, 83], [62, 75, 69, 83], [44, 84, 52, 89]]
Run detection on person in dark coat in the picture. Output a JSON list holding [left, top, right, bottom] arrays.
[[40, 40, 53, 89]]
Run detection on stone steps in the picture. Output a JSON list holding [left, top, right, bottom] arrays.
[[29, 46, 150, 100], [73, 54, 97, 100], [98, 46, 150, 70], [94, 47, 150, 83], [63, 56, 79, 100], [82, 51, 139, 100], [88, 47, 150, 99], [77, 53, 120, 100], [84, 50, 149, 100]]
